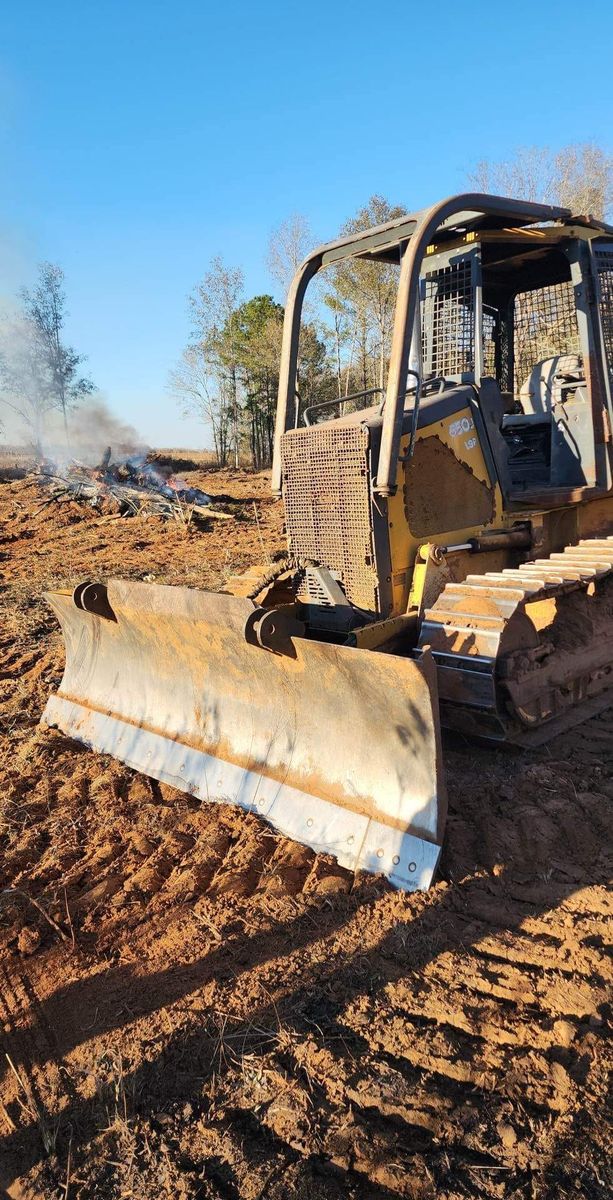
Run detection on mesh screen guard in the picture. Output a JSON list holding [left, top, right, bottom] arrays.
[[280, 423, 379, 614], [596, 249, 613, 374], [513, 281, 580, 389], [421, 258, 475, 377]]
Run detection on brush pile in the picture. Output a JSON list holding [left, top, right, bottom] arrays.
[[35, 448, 232, 523]]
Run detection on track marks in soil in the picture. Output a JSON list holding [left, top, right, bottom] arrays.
[[1, 472, 612, 1198]]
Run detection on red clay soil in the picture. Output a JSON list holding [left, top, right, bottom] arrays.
[[0, 460, 611, 1200]]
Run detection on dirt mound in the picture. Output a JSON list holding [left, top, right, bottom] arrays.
[[0, 467, 611, 1199]]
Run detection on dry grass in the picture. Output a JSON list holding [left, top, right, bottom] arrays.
[[4, 1055, 60, 1156]]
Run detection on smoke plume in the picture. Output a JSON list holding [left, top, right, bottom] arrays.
[[0, 312, 146, 464]]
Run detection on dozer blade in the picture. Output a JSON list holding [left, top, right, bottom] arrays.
[[42, 580, 446, 891]]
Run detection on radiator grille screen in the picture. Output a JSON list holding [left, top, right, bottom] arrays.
[[280, 424, 378, 614]]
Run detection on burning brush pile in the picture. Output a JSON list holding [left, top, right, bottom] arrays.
[[36, 448, 232, 524]]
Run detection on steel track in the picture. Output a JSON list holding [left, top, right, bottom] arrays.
[[417, 536, 613, 745]]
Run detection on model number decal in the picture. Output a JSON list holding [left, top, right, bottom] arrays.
[[449, 416, 474, 437]]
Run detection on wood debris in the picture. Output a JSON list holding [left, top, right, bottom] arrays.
[[33, 448, 233, 524]]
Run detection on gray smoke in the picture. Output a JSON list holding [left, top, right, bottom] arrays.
[[49, 398, 147, 466], [0, 312, 146, 465]]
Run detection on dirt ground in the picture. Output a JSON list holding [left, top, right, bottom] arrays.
[[0, 454, 611, 1200]]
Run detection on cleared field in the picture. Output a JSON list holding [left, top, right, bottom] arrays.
[[0, 462, 610, 1199]]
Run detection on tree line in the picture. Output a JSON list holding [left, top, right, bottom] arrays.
[[169, 195, 409, 468], [1, 142, 610, 463], [172, 142, 612, 469], [169, 258, 332, 470]]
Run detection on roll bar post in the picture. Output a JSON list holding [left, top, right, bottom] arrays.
[[271, 256, 321, 494]]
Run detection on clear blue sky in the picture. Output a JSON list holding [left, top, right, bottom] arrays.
[[1, 0, 612, 447]]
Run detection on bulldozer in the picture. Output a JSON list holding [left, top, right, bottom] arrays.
[[42, 194, 613, 892]]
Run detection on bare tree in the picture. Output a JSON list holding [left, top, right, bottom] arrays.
[[177, 256, 245, 466], [169, 345, 232, 466], [554, 144, 613, 219], [332, 196, 407, 393], [467, 144, 612, 392], [0, 314, 56, 456], [469, 143, 613, 219], [21, 263, 94, 442], [266, 214, 313, 296], [322, 293, 352, 398]]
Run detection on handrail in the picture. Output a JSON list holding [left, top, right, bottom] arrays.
[[303, 381, 431, 428], [398, 370, 421, 463], [303, 387, 384, 426]]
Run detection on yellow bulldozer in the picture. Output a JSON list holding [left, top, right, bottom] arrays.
[[43, 193, 613, 891]]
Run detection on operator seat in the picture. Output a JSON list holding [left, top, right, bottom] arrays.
[[519, 354, 584, 415]]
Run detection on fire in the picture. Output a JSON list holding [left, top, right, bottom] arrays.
[[36, 447, 216, 521]]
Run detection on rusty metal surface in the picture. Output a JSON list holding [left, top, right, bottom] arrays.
[[403, 436, 496, 538], [42, 580, 446, 890]]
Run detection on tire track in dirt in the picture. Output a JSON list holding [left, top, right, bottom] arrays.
[[0, 959, 78, 1187]]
